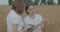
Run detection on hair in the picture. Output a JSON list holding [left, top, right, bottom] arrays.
[[12, 0, 25, 14], [25, 4, 34, 15]]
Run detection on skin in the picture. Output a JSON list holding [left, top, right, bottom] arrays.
[[12, 24, 18, 32], [27, 5, 35, 19]]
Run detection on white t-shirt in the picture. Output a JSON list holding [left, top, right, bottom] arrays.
[[24, 14, 43, 32], [6, 10, 23, 32]]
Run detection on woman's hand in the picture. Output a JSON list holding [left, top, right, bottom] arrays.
[[23, 24, 33, 32], [43, 19, 49, 25], [27, 25, 34, 32]]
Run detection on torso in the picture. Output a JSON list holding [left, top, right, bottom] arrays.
[[7, 10, 23, 32], [24, 14, 43, 32]]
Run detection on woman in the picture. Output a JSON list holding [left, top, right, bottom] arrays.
[[23, 4, 49, 32], [6, 0, 25, 32]]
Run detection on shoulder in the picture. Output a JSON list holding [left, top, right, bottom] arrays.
[[35, 14, 42, 17], [6, 10, 22, 24], [7, 10, 20, 19], [35, 14, 43, 20], [23, 16, 29, 20], [7, 10, 19, 17]]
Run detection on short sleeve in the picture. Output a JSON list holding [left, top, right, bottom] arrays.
[[23, 17, 33, 28], [23, 17, 28, 24], [36, 14, 43, 22], [23, 16, 32, 24], [7, 11, 20, 24], [12, 14, 19, 24]]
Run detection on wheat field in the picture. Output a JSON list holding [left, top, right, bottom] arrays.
[[0, 5, 60, 32]]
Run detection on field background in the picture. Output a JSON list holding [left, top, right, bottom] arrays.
[[0, 5, 60, 32]]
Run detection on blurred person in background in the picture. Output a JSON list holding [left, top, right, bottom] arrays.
[[6, 0, 25, 32]]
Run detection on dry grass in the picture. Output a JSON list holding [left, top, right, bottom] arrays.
[[0, 5, 60, 32]]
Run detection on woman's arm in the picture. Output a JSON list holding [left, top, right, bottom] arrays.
[[31, 19, 49, 31], [41, 19, 49, 30], [30, 21, 43, 31], [12, 24, 18, 32], [22, 21, 44, 32], [23, 24, 29, 32]]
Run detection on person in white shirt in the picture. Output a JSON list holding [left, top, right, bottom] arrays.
[[23, 4, 49, 32], [6, 0, 25, 32]]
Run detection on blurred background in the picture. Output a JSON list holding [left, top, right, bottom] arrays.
[[0, 0, 60, 5], [0, 0, 60, 32]]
